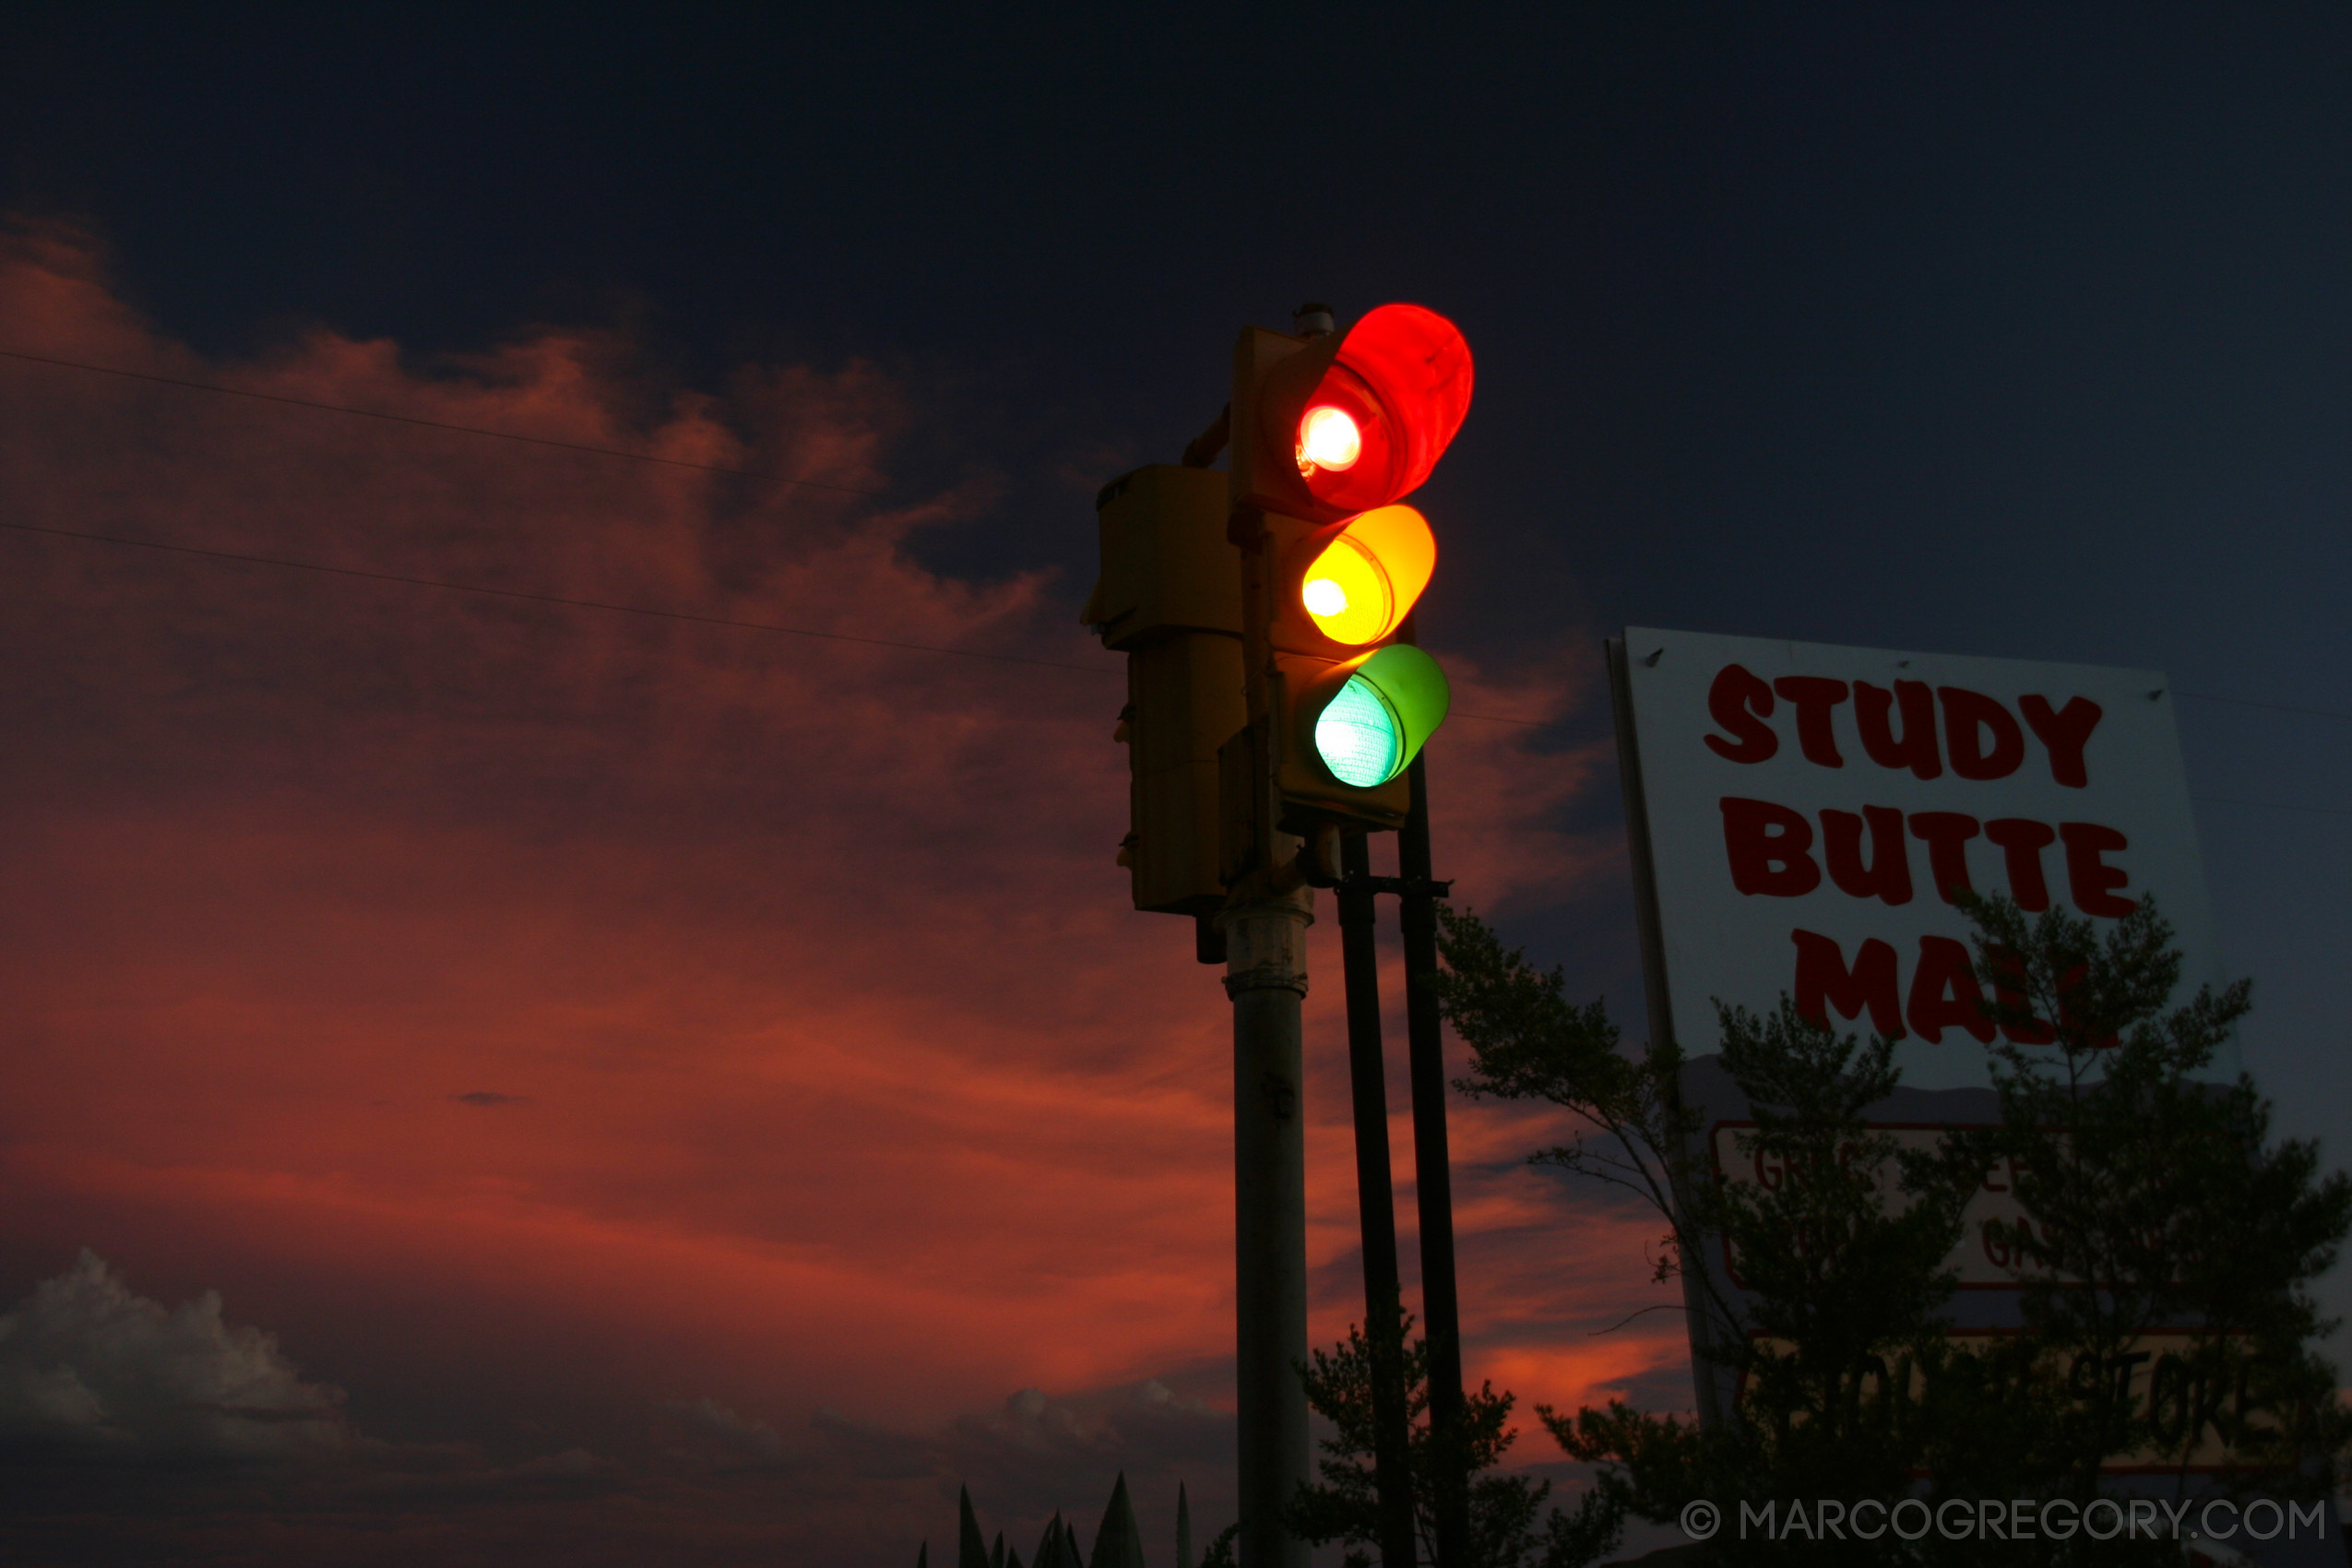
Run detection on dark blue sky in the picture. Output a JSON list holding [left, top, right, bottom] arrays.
[[15, 6, 2348, 677]]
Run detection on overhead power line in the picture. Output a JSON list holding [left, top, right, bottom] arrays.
[[0, 346, 1548, 723], [0, 518, 1567, 727], [0, 347, 889, 497], [0, 518, 1102, 674], [13, 507, 2345, 813], [2190, 795, 2352, 820], [2175, 692, 2352, 724], [7, 345, 2344, 736]]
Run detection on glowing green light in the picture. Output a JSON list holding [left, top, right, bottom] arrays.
[[1309, 644, 1452, 788], [1315, 676, 1404, 786]]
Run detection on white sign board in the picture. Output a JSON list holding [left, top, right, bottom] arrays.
[[1612, 626, 2226, 1090]]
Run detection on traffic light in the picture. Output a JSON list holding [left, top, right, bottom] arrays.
[[1081, 463, 1244, 917], [1232, 303, 1473, 525], [1231, 304, 1473, 831]]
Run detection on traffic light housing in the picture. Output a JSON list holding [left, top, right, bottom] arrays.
[[1232, 305, 1472, 832], [1232, 303, 1473, 525], [1270, 505, 1436, 654], [1081, 463, 1244, 915], [1269, 643, 1451, 827], [1083, 303, 1473, 902]]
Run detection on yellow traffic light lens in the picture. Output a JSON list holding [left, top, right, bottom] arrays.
[[1315, 675, 1404, 787], [1296, 505, 1435, 646], [1297, 406, 1362, 475], [1301, 537, 1387, 643]]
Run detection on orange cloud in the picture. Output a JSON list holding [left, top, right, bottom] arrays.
[[0, 219, 1658, 1562]]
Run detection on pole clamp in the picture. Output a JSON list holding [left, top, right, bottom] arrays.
[[1295, 857, 1452, 899]]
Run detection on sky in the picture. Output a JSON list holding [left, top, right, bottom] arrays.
[[1, 6, 2349, 1564]]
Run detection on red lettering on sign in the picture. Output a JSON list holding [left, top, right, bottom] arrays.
[[1983, 818, 2057, 912], [1941, 687, 2026, 780], [1908, 812, 1980, 903], [1854, 679, 1942, 780], [1983, 1218, 2040, 1270], [2059, 823, 2135, 917], [1821, 806, 1913, 906], [1985, 944, 2057, 1045], [1909, 934, 1996, 1044], [1705, 664, 1777, 764], [1791, 929, 1905, 1039], [1772, 676, 1848, 767], [1721, 797, 1820, 897], [2020, 695, 2102, 789]]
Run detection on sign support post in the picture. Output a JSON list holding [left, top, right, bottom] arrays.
[[1336, 828, 1420, 1568], [1397, 746, 1469, 1563]]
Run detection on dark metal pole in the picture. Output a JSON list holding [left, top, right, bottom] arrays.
[[1225, 479, 1311, 1568], [1337, 831, 1419, 1568], [1398, 748, 1468, 1566], [1224, 891, 1313, 1568]]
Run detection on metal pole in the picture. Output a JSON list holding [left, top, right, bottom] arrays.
[[1398, 748, 1468, 1566], [1337, 832, 1419, 1568], [1222, 888, 1313, 1568], [1222, 458, 1313, 1568]]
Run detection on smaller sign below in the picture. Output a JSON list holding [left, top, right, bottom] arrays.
[[1710, 1121, 2044, 1289], [1737, 1328, 2274, 1474]]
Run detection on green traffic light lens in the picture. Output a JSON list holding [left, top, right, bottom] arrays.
[[1311, 645, 1451, 788], [1315, 676, 1404, 786]]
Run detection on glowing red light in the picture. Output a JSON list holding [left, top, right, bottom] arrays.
[[1296, 406, 1362, 474], [1293, 304, 1473, 514]]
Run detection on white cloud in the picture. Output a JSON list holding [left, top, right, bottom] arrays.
[[947, 1377, 1224, 1463], [0, 1250, 348, 1461]]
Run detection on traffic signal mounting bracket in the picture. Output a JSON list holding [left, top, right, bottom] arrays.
[[1083, 464, 1246, 917]]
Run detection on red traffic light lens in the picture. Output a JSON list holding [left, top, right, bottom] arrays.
[[1291, 304, 1472, 514]]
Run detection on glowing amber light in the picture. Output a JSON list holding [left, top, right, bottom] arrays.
[[1297, 505, 1436, 646], [1301, 576, 1350, 618], [1296, 406, 1362, 475]]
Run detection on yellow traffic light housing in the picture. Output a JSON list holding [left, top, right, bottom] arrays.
[[1229, 304, 1471, 834], [1084, 303, 1471, 888], [1267, 505, 1436, 657]]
